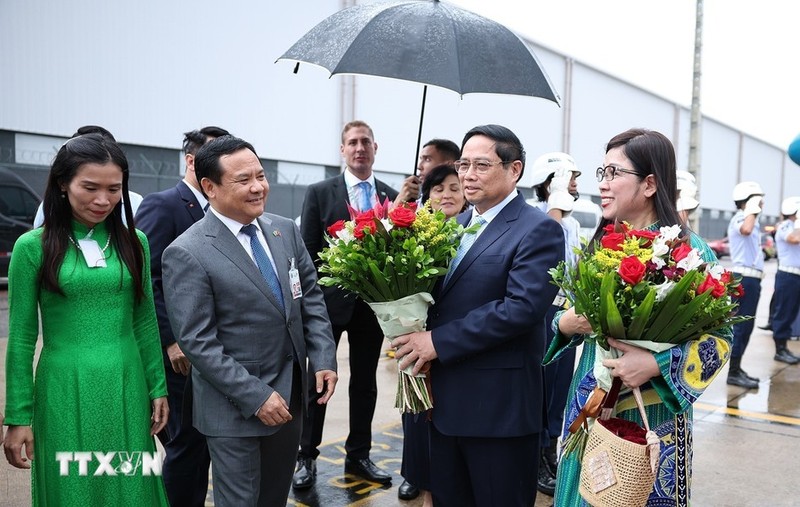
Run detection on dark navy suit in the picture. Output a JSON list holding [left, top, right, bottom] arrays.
[[136, 180, 209, 507], [299, 173, 398, 460], [427, 193, 563, 506]]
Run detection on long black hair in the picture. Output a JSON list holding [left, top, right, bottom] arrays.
[[40, 133, 145, 302], [588, 128, 685, 248]]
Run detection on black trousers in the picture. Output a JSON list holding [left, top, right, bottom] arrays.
[[156, 351, 211, 507], [299, 300, 384, 459]]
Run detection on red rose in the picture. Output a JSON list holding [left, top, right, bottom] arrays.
[[672, 243, 693, 262], [734, 284, 745, 298], [355, 209, 377, 223], [388, 205, 416, 228], [353, 219, 377, 239], [698, 273, 726, 298], [630, 229, 658, 246], [618, 255, 647, 285], [601, 232, 626, 251], [327, 220, 346, 237], [720, 271, 733, 284]]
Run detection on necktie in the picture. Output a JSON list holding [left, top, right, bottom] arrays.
[[357, 181, 373, 212], [241, 224, 284, 312], [444, 215, 487, 285]]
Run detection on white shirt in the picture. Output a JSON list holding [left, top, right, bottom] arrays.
[[210, 208, 279, 276], [343, 169, 376, 211]]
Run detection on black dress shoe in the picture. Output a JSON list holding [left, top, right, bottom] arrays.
[[292, 457, 316, 490], [727, 369, 759, 389], [774, 348, 800, 365], [537, 465, 556, 496], [344, 457, 392, 484], [741, 369, 760, 383], [398, 479, 420, 500], [758, 323, 772, 331]]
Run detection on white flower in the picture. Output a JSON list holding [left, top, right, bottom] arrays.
[[336, 228, 356, 244], [651, 255, 666, 270], [655, 280, 675, 302], [659, 225, 682, 242], [652, 238, 670, 258], [381, 218, 393, 232], [706, 264, 725, 280], [676, 249, 704, 271]]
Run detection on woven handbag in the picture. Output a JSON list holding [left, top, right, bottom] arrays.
[[578, 378, 660, 507]]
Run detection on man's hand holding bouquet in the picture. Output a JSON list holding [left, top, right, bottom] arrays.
[[318, 199, 474, 413]]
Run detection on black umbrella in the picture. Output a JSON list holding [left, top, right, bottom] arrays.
[[277, 0, 561, 174]]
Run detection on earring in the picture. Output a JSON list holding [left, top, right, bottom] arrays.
[[61, 192, 66, 199]]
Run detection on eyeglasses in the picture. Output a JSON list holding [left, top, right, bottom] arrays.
[[596, 165, 639, 182], [455, 159, 509, 174]]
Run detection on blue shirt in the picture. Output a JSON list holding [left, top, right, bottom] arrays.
[[775, 219, 800, 268], [727, 210, 763, 271]]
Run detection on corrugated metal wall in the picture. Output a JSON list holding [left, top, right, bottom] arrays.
[[1, 1, 795, 235]]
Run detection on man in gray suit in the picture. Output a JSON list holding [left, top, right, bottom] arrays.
[[162, 135, 338, 507]]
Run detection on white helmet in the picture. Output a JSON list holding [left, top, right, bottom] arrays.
[[676, 170, 696, 190], [781, 197, 800, 216], [530, 152, 580, 187], [676, 171, 699, 211], [732, 181, 764, 202]]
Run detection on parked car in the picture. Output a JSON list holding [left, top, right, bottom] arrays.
[[0, 167, 41, 284], [707, 237, 730, 258], [706, 234, 776, 261]]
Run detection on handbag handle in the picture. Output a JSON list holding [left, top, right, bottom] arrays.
[[598, 377, 652, 433]]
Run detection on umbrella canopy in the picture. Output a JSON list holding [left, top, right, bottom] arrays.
[[278, 0, 561, 171]]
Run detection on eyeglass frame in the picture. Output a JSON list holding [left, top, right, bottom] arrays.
[[454, 158, 511, 175], [595, 165, 639, 182]]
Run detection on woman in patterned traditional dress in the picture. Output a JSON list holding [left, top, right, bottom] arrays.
[[545, 128, 732, 506], [3, 133, 169, 506]]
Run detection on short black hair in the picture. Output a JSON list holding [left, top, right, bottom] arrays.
[[194, 135, 258, 190], [461, 124, 526, 181], [423, 139, 460, 162], [183, 126, 231, 156]]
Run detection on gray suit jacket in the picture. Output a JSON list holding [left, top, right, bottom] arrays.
[[162, 211, 336, 437]]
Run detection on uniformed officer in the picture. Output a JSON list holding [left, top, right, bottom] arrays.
[[726, 182, 766, 388], [769, 197, 800, 365]]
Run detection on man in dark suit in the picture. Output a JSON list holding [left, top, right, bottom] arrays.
[[162, 135, 338, 507], [293, 120, 398, 489], [135, 126, 229, 506], [393, 125, 564, 506]]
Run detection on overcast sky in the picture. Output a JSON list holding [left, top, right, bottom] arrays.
[[449, 0, 798, 150]]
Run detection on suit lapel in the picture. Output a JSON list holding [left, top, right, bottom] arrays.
[[442, 196, 522, 294], [331, 174, 352, 212], [177, 181, 205, 222], [205, 214, 285, 315]]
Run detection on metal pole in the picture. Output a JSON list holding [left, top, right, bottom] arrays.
[[413, 85, 428, 176], [687, 0, 703, 232]]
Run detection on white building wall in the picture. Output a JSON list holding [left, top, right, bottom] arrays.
[[1, 0, 795, 224]]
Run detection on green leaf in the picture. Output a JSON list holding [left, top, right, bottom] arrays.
[[605, 290, 626, 340], [627, 287, 656, 340]]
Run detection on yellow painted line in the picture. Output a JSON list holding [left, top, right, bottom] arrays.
[[694, 402, 800, 426]]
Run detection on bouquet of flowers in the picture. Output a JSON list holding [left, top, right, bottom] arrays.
[[549, 222, 749, 355], [318, 199, 472, 413], [550, 222, 750, 464]]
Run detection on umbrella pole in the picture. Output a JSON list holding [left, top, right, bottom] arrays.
[[413, 85, 428, 176]]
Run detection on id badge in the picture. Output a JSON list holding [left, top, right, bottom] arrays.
[[289, 258, 302, 299], [78, 238, 107, 268]]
